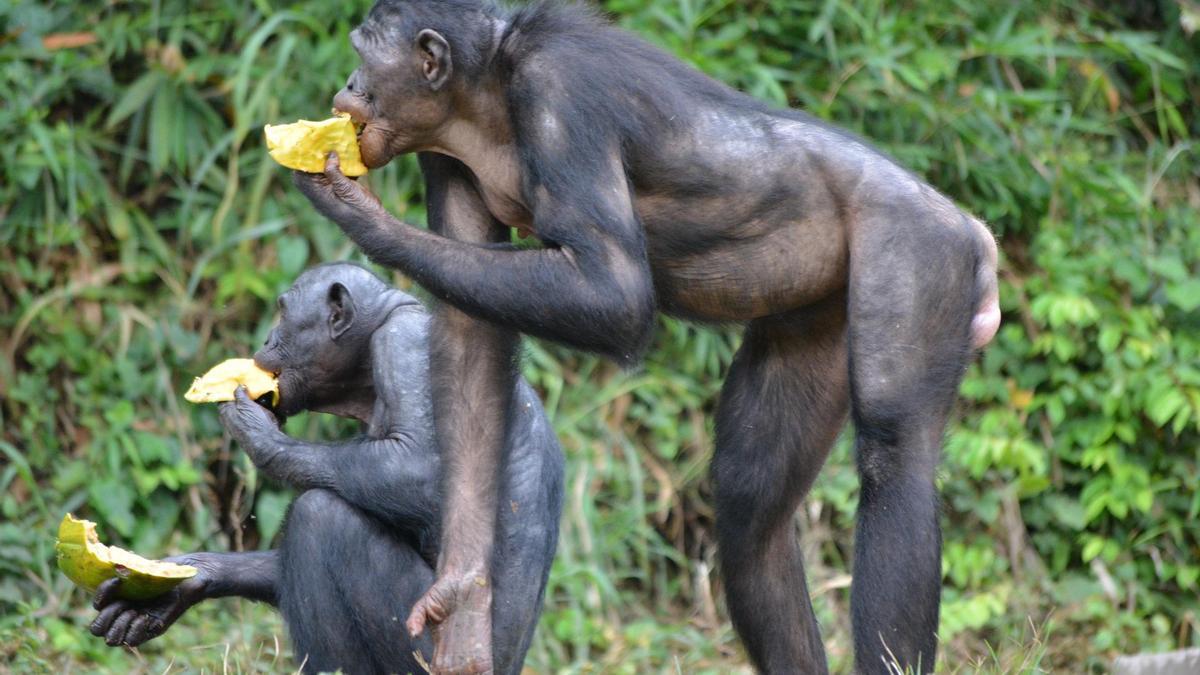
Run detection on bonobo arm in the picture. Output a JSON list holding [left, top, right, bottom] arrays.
[[292, 146, 656, 365], [90, 551, 278, 647], [219, 387, 441, 538]]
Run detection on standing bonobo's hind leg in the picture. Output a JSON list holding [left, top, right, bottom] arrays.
[[847, 211, 983, 674], [712, 294, 849, 674]]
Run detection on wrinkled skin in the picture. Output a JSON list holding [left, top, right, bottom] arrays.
[[89, 558, 213, 648], [90, 264, 562, 675], [297, 2, 1001, 673]]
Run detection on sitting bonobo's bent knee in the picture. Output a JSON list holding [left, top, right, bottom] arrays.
[[287, 489, 349, 529]]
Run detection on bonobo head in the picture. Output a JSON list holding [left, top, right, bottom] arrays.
[[332, 0, 499, 168], [254, 263, 419, 418]]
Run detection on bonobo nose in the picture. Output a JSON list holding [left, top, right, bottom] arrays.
[[332, 88, 364, 123]]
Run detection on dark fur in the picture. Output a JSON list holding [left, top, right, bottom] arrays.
[[298, 2, 1000, 673], [89, 264, 564, 675]]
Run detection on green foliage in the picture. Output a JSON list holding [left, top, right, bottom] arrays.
[[2, 0, 1197, 672]]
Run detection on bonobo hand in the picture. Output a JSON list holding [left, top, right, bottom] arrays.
[[407, 570, 494, 675], [292, 153, 385, 231], [220, 387, 326, 489], [89, 555, 211, 647], [218, 386, 280, 451]]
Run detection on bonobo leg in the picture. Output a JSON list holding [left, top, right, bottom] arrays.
[[712, 294, 849, 674], [847, 214, 982, 674], [279, 489, 434, 674]]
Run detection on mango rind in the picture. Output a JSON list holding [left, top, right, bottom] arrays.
[[184, 358, 279, 406], [263, 113, 368, 176], [56, 514, 198, 601]]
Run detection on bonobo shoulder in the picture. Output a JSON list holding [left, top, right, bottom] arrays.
[[371, 305, 429, 354]]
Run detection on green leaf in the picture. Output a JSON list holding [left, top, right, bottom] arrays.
[[276, 236, 310, 277], [1165, 278, 1200, 312], [1146, 389, 1186, 427], [88, 479, 136, 538], [255, 490, 293, 547], [106, 71, 164, 129]]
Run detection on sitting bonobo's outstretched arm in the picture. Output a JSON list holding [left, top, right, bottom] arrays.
[[90, 551, 278, 647]]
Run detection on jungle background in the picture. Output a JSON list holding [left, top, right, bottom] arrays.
[[1, 0, 1198, 672]]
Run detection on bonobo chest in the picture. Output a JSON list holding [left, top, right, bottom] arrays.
[[457, 148, 535, 235]]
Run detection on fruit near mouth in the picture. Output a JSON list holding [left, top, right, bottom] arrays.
[[184, 358, 280, 406], [263, 113, 368, 176]]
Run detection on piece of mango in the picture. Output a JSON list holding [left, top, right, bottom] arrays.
[[263, 113, 368, 176], [56, 514, 198, 600], [184, 358, 279, 406]]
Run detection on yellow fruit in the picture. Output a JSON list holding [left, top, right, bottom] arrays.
[[56, 514, 198, 600], [184, 358, 279, 406], [263, 113, 368, 176]]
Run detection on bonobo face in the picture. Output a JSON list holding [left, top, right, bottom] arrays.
[[332, 16, 456, 168], [254, 281, 360, 418]]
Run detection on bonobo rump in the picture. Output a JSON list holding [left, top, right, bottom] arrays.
[[89, 263, 563, 675], [292, 1, 1001, 673]]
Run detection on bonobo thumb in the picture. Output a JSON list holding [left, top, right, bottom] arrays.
[[324, 152, 354, 192]]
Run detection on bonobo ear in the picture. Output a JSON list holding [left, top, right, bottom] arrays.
[[327, 282, 357, 341], [416, 29, 452, 91]]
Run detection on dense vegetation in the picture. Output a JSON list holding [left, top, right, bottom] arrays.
[[2, 0, 1197, 672]]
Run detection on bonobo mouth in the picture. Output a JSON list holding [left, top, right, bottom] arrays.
[[333, 108, 391, 170], [252, 358, 282, 384]]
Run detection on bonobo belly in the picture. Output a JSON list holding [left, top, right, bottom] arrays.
[[647, 220, 848, 322]]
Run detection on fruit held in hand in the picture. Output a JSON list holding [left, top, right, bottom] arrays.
[[263, 113, 368, 176], [56, 514, 197, 600], [184, 358, 279, 406]]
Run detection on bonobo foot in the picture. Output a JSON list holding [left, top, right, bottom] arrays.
[[407, 570, 493, 674]]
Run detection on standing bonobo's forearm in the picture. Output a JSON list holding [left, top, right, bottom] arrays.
[[292, 155, 656, 364]]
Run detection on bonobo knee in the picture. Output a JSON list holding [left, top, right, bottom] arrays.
[[853, 398, 941, 488], [286, 489, 350, 532]]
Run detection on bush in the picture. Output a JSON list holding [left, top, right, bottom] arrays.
[[1, 0, 1197, 672]]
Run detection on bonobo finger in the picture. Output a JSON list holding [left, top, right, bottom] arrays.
[[324, 151, 343, 177], [125, 614, 156, 647], [291, 169, 322, 190], [90, 600, 129, 636], [105, 609, 136, 646], [93, 577, 123, 609]]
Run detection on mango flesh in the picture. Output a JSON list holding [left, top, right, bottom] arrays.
[[56, 514, 198, 600], [184, 358, 279, 406], [263, 113, 368, 176]]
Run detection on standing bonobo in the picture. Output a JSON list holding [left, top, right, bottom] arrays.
[[293, 1, 1001, 673], [88, 263, 563, 675]]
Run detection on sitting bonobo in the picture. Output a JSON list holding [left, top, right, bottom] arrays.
[[88, 263, 564, 675]]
